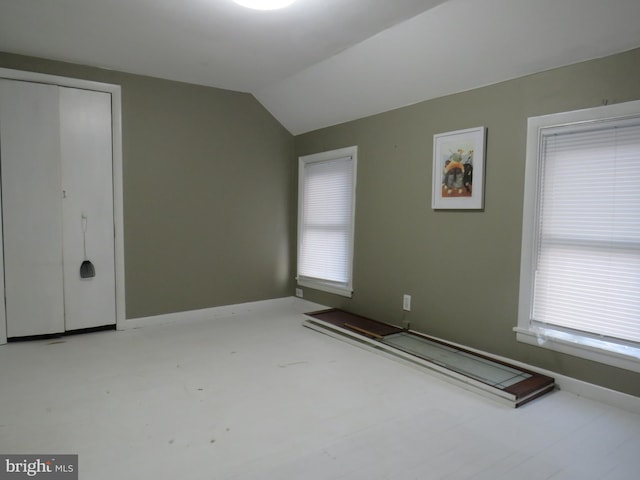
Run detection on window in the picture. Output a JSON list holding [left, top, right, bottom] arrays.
[[297, 146, 357, 297], [517, 100, 640, 372]]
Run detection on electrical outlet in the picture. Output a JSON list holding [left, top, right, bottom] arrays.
[[403, 294, 411, 311], [295, 288, 303, 298]]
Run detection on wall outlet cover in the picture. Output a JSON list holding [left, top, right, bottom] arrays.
[[403, 294, 411, 311]]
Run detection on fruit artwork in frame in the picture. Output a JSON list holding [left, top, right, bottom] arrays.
[[432, 126, 486, 210]]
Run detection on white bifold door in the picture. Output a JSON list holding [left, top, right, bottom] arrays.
[[0, 79, 116, 338]]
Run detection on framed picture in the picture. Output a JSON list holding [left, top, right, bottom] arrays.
[[432, 126, 486, 209]]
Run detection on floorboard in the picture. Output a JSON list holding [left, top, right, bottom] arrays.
[[1, 298, 639, 479]]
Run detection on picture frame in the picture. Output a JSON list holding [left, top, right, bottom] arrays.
[[431, 126, 486, 210]]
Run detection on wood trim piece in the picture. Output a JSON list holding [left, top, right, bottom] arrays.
[[307, 308, 404, 337]]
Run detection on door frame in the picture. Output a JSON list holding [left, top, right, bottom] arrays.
[[0, 68, 125, 343]]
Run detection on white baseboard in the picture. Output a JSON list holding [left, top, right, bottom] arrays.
[[549, 371, 640, 414], [124, 296, 299, 330]]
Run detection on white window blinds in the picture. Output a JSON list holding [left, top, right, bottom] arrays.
[[298, 148, 356, 297], [532, 117, 640, 344]]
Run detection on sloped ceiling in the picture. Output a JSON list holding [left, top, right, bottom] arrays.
[[1, 0, 640, 134]]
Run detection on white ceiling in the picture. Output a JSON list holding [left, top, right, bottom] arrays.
[[1, 0, 640, 135]]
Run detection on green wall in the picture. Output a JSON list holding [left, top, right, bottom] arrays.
[[295, 48, 640, 397], [2, 48, 639, 396], [0, 52, 296, 319]]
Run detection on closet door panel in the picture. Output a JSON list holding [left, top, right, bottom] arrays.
[[0, 79, 65, 337], [59, 87, 116, 331]]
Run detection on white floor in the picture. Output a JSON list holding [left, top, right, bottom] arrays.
[[1, 297, 639, 479]]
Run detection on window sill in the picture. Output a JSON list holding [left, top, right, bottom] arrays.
[[297, 278, 352, 298], [514, 326, 640, 373]]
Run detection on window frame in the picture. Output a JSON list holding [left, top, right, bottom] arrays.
[[516, 100, 640, 373], [297, 146, 357, 297]]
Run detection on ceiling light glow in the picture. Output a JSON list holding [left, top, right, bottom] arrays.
[[233, 0, 296, 10]]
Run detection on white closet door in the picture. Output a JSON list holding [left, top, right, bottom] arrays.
[[59, 87, 116, 331], [0, 79, 65, 337]]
